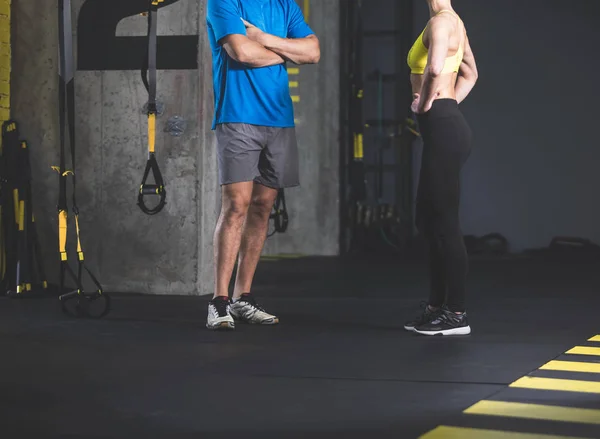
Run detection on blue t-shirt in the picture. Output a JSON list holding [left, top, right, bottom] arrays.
[[207, 0, 313, 129]]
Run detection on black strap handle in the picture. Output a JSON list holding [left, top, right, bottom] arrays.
[[269, 189, 289, 235], [138, 152, 166, 215]]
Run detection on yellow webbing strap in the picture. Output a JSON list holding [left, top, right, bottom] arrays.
[[353, 133, 364, 160], [12, 189, 18, 224], [148, 113, 156, 154], [18, 200, 25, 232], [75, 214, 84, 261], [59, 210, 68, 261]]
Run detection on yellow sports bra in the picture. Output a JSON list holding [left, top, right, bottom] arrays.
[[407, 10, 464, 75]]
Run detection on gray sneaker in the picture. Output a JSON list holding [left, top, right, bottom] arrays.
[[206, 296, 235, 330], [230, 293, 279, 325]]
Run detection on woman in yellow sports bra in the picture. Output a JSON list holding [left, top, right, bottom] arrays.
[[403, 0, 479, 337]]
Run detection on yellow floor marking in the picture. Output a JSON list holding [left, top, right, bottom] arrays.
[[287, 68, 300, 75], [291, 95, 300, 103], [510, 376, 600, 394], [566, 346, 600, 356], [465, 400, 600, 425], [589, 335, 600, 342], [289, 81, 299, 88], [540, 360, 600, 373], [419, 426, 586, 439]]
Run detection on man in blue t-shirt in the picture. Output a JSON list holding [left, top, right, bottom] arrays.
[[205, 0, 320, 330]]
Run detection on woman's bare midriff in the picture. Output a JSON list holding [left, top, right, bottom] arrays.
[[411, 72, 459, 101]]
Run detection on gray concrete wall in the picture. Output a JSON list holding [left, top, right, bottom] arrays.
[[262, 0, 340, 257], [12, 0, 339, 295], [412, 0, 600, 252]]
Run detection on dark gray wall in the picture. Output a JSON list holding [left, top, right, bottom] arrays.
[[413, 0, 600, 252]]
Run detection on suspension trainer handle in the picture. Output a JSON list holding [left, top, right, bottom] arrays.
[[138, 112, 166, 215], [138, 152, 166, 215], [138, 0, 167, 215], [269, 189, 289, 234]]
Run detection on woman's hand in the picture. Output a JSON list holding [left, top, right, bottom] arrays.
[[411, 93, 420, 113], [412, 93, 434, 114]]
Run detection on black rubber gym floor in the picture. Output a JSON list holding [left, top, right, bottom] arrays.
[[1, 252, 599, 438]]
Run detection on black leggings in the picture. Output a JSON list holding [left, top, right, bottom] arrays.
[[416, 99, 472, 313]]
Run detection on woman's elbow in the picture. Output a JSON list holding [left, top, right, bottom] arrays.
[[468, 68, 479, 84], [427, 63, 444, 78]]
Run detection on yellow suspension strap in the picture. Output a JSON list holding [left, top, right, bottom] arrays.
[[268, 189, 289, 238], [138, 0, 166, 215], [17, 140, 48, 296], [0, 121, 19, 293], [0, 123, 48, 296], [15, 141, 32, 295], [56, 0, 109, 318]]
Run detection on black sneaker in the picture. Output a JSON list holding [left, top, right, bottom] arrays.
[[404, 302, 441, 331], [206, 296, 235, 330], [413, 308, 471, 336]]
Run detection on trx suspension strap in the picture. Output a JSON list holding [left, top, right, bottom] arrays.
[[56, 0, 109, 318], [349, 0, 367, 203], [1, 122, 48, 296], [0, 121, 19, 293], [268, 189, 289, 237], [139, 0, 166, 215]]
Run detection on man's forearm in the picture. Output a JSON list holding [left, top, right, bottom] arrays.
[[257, 34, 320, 65], [454, 75, 476, 104], [226, 39, 285, 68]]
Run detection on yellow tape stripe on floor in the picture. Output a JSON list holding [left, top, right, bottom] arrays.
[[566, 346, 600, 356], [419, 426, 586, 439], [465, 400, 600, 425], [287, 68, 300, 75], [540, 360, 600, 373], [510, 376, 600, 394], [589, 335, 600, 342]]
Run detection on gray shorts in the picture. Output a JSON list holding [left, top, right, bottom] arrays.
[[216, 123, 300, 189]]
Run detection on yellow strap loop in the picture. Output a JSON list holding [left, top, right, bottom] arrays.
[[51, 166, 75, 177], [75, 214, 84, 261]]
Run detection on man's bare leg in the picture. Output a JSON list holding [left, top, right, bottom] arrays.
[[213, 182, 254, 298], [233, 183, 278, 299]]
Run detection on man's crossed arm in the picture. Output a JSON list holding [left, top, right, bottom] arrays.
[[221, 20, 320, 68]]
